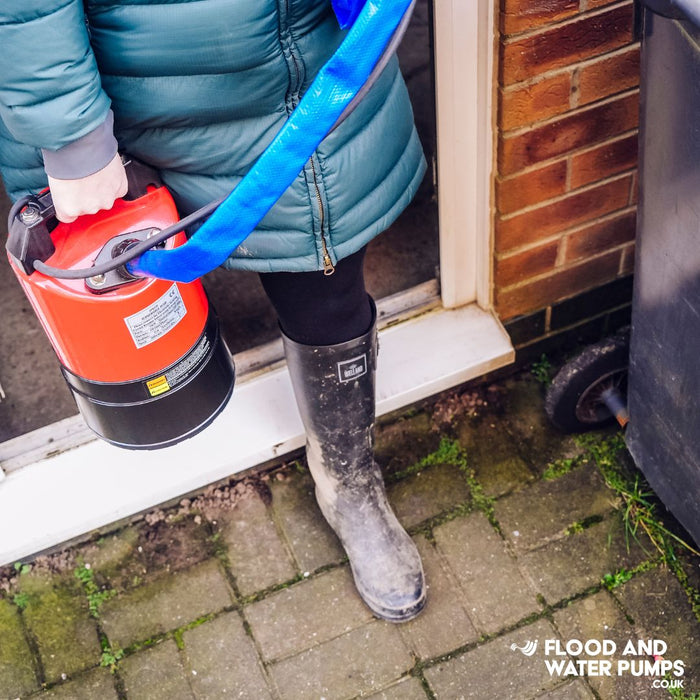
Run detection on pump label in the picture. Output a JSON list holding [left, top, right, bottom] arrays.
[[146, 375, 171, 397], [125, 284, 187, 349]]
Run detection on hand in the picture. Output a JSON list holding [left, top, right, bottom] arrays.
[[48, 153, 128, 223]]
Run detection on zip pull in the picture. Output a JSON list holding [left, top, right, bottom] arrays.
[[323, 253, 336, 276]]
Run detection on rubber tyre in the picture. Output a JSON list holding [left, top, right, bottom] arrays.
[[545, 330, 630, 433]]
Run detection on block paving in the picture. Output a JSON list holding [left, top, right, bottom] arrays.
[[0, 373, 698, 699]]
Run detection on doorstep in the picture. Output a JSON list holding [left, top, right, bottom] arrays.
[[0, 301, 513, 566]]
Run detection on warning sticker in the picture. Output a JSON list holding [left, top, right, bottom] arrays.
[[146, 375, 171, 397], [125, 284, 187, 349]]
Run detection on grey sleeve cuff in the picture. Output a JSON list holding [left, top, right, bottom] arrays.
[[41, 110, 118, 180]]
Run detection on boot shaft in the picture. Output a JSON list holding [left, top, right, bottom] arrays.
[[281, 303, 377, 479]]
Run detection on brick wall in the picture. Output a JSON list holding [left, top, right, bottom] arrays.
[[494, 0, 639, 331]]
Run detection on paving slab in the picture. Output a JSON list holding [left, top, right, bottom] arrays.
[[387, 463, 471, 529], [520, 514, 651, 603], [78, 526, 142, 584], [494, 464, 614, 552], [268, 468, 345, 573], [423, 619, 560, 699], [365, 676, 428, 699], [19, 575, 100, 684], [456, 415, 535, 497], [553, 589, 666, 700], [219, 487, 297, 596], [119, 639, 194, 700], [614, 566, 700, 695], [182, 611, 273, 699], [41, 667, 118, 699], [0, 597, 39, 698], [245, 566, 373, 662], [269, 621, 414, 700], [534, 679, 595, 699], [434, 513, 540, 635], [100, 559, 233, 649], [398, 536, 478, 659], [497, 375, 586, 476]]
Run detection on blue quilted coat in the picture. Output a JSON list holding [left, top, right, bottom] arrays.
[[0, 0, 425, 272]]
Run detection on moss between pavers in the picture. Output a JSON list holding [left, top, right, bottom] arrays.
[[0, 597, 39, 697], [375, 411, 442, 481], [455, 413, 535, 498], [99, 558, 234, 651], [387, 462, 472, 530], [17, 571, 101, 685], [520, 512, 654, 606], [494, 462, 616, 553]]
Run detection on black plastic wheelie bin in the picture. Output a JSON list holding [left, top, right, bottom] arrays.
[[546, 0, 700, 546]]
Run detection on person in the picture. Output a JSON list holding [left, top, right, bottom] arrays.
[[0, 0, 427, 621]]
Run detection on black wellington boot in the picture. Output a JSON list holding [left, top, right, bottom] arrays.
[[282, 303, 426, 622]]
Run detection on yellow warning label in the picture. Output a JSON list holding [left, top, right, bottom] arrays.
[[146, 375, 171, 397]]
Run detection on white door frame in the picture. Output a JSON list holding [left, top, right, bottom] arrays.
[[434, 0, 495, 309]]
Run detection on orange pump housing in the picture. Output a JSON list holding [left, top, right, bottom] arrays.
[[6, 179, 235, 449], [9, 186, 207, 383]]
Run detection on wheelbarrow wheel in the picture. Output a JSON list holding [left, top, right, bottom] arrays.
[[545, 329, 630, 433]]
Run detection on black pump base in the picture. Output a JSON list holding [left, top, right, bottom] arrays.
[[62, 311, 235, 450]]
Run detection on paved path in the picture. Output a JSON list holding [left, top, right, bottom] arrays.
[[1, 374, 698, 699]]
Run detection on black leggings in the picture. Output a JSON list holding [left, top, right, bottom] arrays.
[[258, 247, 372, 346]]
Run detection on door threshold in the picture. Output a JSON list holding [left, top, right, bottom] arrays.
[[0, 300, 513, 566]]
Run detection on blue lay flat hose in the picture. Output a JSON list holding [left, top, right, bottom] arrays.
[[127, 0, 416, 283]]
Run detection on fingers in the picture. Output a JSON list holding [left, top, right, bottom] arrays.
[[48, 153, 129, 223]]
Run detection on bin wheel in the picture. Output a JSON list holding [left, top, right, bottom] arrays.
[[545, 330, 630, 433]]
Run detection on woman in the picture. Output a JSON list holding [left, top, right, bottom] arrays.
[[0, 0, 426, 621]]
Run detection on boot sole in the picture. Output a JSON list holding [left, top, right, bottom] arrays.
[[363, 586, 427, 623]]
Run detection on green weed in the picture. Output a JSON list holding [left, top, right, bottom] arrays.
[[542, 455, 587, 480], [13, 562, 30, 576], [99, 636, 124, 673], [12, 592, 29, 610], [601, 567, 635, 590], [74, 564, 115, 618], [578, 432, 700, 624], [531, 354, 553, 387]]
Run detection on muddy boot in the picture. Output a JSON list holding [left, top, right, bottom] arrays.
[[282, 302, 426, 622]]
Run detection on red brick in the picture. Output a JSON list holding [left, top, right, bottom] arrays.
[[565, 209, 636, 262], [578, 46, 640, 105], [496, 160, 568, 215], [500, 4, 634, 86], [500, 0, 578, 36], [499, 72, 572, 130], [496, 175, 633, 252], [495, 240, 560, 288], [499, 92, 638, 176], [495, 250, 622, 319], [570, 133, 638, 189]]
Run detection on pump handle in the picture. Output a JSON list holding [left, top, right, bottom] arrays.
[[5, 158, 161, 275]]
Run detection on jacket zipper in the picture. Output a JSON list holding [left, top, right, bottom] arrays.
[[281, 0, 334, 275], [309, 157, 335, 275]]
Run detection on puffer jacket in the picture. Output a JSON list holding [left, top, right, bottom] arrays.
[[0, 0, 425, 273]]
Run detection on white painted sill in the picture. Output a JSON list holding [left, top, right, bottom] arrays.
[[0, 293, 513, 566]]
